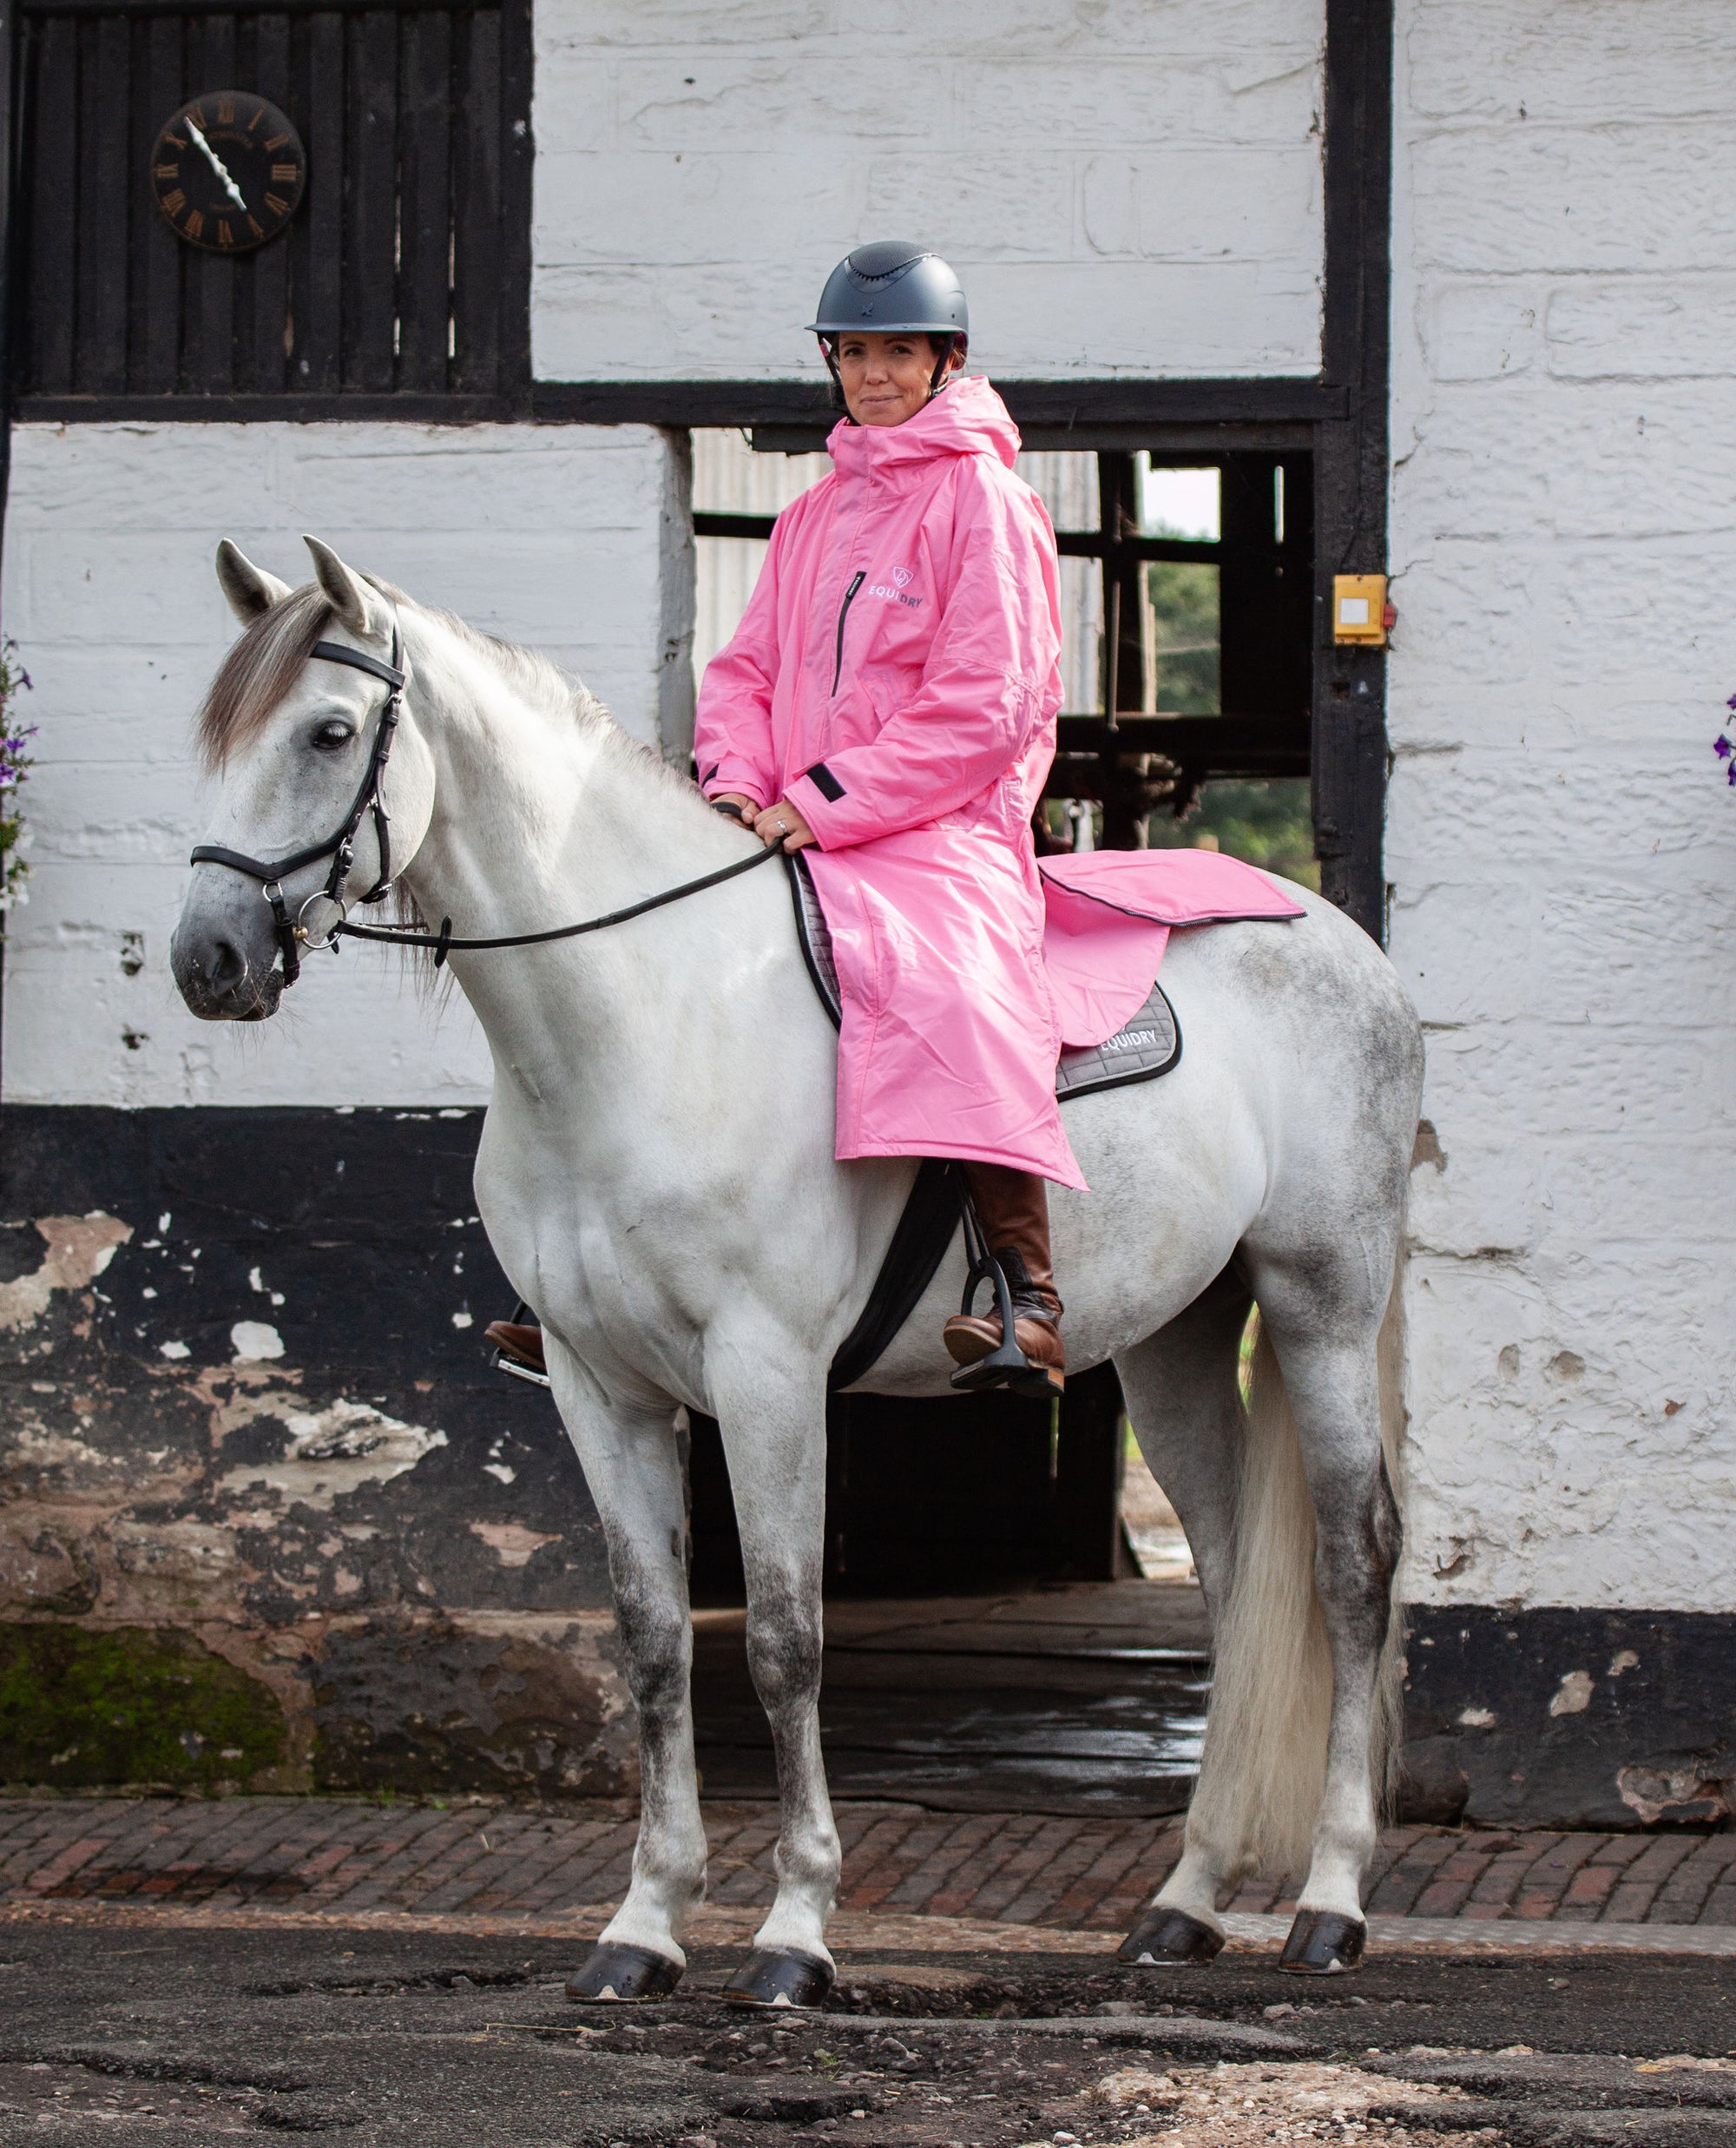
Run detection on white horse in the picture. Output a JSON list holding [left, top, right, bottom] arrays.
[[172, 538, 1424, 2002]]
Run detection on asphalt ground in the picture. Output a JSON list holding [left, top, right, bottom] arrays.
[[1, 1924, 1733, 2147]]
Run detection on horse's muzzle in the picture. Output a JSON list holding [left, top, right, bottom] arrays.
[[171, 886, 286, 1022]]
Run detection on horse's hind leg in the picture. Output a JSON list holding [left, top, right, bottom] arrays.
[[546, 1347, 707, 2001], [710, 1358, 840, 2007], [1247, 1255, 1403, 1974], [1113, 1266, 1254, 1965]]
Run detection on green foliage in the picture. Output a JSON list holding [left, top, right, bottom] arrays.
[[1147, 777, 1320, 893], [1143, 561, 1220, 715], [0, 1624, 286, 1790]]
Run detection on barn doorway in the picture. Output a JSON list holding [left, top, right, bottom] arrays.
[[683, 425, 1313, 1815]]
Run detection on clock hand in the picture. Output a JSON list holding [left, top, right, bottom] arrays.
[[184, 117, 249, 214]]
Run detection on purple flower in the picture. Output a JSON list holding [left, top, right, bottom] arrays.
[[1718, 735, 1733, 760]]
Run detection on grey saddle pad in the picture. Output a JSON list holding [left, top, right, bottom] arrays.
[[787, 853, 1181, 1100]]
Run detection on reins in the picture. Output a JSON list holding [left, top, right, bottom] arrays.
[[188, 620, 786, 987], [338, 829, 784, 969]]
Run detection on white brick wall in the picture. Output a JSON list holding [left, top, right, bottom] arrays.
[[1388, 0, 1736, 1613], [2, 421, 689, 1109], [532, 0, 1325, 380]]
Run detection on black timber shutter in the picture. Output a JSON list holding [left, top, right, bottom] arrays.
[[17, 0, 532, 410]]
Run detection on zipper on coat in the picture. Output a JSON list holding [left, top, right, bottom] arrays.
[[831, 570, 865, 695]]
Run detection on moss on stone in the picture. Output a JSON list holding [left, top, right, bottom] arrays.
[[0, 1624, 286, 1790]]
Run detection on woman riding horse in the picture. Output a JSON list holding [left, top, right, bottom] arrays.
[[494, 240, 1078, 1399]]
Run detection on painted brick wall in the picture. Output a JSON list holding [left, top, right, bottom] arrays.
[[1387, 0, 1736, 1617], [531, 0, 1325, 381], [1, 420, 693, 1110]]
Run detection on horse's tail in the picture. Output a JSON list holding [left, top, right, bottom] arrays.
[[1184, 1282, 1406, 1885]]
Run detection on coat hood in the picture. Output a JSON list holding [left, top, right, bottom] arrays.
[[826, 374, 1022, 478]]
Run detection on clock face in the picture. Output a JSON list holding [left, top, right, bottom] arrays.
[[151, 91, 306, 254]]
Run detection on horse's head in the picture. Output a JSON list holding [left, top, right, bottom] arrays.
[[171, 537, 437, 1021]]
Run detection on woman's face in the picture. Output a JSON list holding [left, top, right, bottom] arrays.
[[834, 332, 959, 426]]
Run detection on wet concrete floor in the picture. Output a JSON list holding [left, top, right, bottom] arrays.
[[693, 1584, 1211, 1816], [3, 1923, 1733, 2145]]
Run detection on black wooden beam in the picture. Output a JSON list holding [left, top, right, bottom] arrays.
[[533, 375, 1346, 433], [23, 0, 485, 14], [18, 391, 521, 422], [1314, 0, 1394, 942]]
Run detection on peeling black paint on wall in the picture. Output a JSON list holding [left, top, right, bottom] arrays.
[[1400, 1605, 1736, 1832], [0, 1105, 627, 1795]]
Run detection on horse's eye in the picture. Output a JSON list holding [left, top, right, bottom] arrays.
[[312, 721, 354, 752]]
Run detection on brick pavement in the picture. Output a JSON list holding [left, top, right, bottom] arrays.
[[0, 1796, 1732, 1932]]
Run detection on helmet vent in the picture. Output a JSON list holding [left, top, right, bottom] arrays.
[[846, 239, 929, 282]]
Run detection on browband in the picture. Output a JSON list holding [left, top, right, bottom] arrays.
[[310, 640, 405, 691]]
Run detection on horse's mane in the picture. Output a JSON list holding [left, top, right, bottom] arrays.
[[196, 575, 653, 781]]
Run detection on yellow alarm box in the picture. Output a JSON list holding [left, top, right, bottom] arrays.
[[1332, 574, 1389, 645]]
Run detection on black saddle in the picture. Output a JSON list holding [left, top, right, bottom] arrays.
[[788, 854, 1182, 1389]]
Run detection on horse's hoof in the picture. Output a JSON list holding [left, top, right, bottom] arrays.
[[1117, 1906, 1225, 1965], [564, 1943, 684, 2002], [1279, 1909, 1366, 1975], [721, 1947, 836, 2009]]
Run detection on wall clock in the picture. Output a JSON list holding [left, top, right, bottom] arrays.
[[150, 91, 306, 254]]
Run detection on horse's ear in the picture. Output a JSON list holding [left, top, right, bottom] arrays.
[[215, 540, 292, 623], [303, 535, 391, 643]]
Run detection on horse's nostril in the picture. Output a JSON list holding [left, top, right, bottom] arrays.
[[207, 938, 247, 993]]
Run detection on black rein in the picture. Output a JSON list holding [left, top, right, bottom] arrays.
[[188, 629, 784, 987]]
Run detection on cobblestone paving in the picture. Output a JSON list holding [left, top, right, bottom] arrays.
[[2, 1797, 1733, 1931]]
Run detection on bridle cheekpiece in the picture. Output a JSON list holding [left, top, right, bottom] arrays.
[[188, 621, 407, 989]]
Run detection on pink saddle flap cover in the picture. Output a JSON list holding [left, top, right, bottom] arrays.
[[1039, 850, 1305, 1049]]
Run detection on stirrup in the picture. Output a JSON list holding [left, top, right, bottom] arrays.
[[949, 1202, 1045, 1395]]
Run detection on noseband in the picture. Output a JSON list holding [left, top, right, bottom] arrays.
[[188, 625, 406, 988]]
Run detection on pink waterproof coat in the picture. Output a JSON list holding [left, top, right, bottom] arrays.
[[694, 375, 1086, 1189]]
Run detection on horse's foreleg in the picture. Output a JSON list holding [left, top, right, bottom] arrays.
[[1113, 1269, 1253, 1965], [546, 1346, 707, 2000], [1255, 1287, 1402, 1976], [712, 1358, 839, 2007]]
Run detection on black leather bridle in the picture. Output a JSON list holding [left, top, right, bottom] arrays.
[[188, 622, 786, 990], [189, 628, 407, 989]]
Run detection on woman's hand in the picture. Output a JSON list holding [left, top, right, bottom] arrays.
[[750, 800, 816, 851], [713, 792, 760, 823]]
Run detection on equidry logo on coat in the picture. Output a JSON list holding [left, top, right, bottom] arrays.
[[865, 565, 922, 608]]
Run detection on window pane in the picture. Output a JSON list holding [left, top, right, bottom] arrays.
[[1135, 459, 1220, 541], [693, 427, 829, 515], [1014, 450, 1100, 533], [1146, 777, 1318, 893], [1059, 554, 1104, 713], [1142, 560, 1220, 715]]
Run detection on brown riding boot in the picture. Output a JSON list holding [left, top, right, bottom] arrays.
[[942, 1163, 1067, 1398], [485, 1320, 545, 1376]]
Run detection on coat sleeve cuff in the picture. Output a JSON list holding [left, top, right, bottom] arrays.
[[699, 759, 769, 813], [786, 766, 853, 848]]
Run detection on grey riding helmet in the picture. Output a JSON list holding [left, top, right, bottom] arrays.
[[808, 241, 969, 405]]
